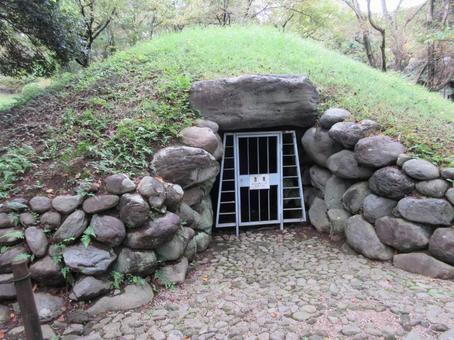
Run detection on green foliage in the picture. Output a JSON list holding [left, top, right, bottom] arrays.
[[111, 271, 125, 289], [154, 269, 176, 290], [0, 146, 34, 199], [81, 226, 96, 248], [2, 230, 25, 240], [14, 252, 33, 262]]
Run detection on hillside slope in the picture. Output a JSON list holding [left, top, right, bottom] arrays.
[[0, 26, 453, 198]]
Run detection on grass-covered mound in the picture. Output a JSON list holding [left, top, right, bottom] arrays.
[[0, 25, 453, 198]]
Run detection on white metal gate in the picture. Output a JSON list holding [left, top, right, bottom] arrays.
[[216, 131, 306, 236]]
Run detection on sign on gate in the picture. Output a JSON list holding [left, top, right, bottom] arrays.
[[249, 174, 270, 190]]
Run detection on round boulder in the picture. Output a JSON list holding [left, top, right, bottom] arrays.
[[319, 108, 352, 129], [114, 248, 158, 275], [0, 245, 28, 274], [164, 183, 184, 211], [125, 211, 181, 249], [155, 227, 195, 261], [25, 227, 48, 257], [0, 213, 13, 229], [345, 215, 393, 261], [354, 136, 406, 168], [327, 150, 374, 180], [429, 228, 454, 266], [105, 174, 136, 194], [375, 216, 431, 252], [119, 194, 150, 229], [70, 276, 111, 301], [328, 120, 378, 149], [309, 165, 331, 194], [63, 244, 117, 275], [180, 126, 219, 155], [342, 181, 371, 214], [393, 253, 454, 280], [308, 197, 330, 233], [301, 127, 343, 167], [440, 167, 454, 180], [195, 119, 219, 133], [324, 175, 352, 209], [157, 257, 189, 284], [415, 179, 450, 198], [91, 215, 126, 247], [362, 194, 397, 223], [446, 188, 454, 205], [82, 195, 119, 214], [40, 212, 61, 230], [368, 166, 414, 199], [151, 146, 220, 189], [29, 256, 64, 286], [53, 210, 88, 243], [52, 195, 83, 214], [327, 208, 351, 236], [402, 159, 440, 180], [397, 197, 454, 226], [138, 176, 166, 209], [29, 196, 51, 213]]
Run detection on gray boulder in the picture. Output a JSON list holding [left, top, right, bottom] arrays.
[[301, 127, 342, 167], [52, 195, 83, 214], [163, 183, 184, 211], [0, 245, 27, 274], [362, 194, 397, 223], [138, 176, 166, 209], [25, 227, 48, 257], [195, 118, 219, 133], [345, 215, 393, 261], [0, 228, 23, 246], [119, 194, 150, 229], [29, 256, 64, 286], [82, 195, 119, 214], [40, 212, 61, 230], [327, 208, 351, 236], [194, 232, 211, 252], [303, 186, 322, 207], [178, 203, 201, 230], [70, 276, 111, 301], [212, 133, 224, 160], [0, 274, 16, 300], [309, 165, 331, 194], [447, 188, 454, 205], [342, 181, 371, 214], [190, 75, 319, 130], [319, 108, 352, 129], [29, 196, 51, 213], [375, 217, 431, 252], [324, 175, 352, 209], [157, 257, 189, 284], [155, 227, 195, 261], [354, 136, 406, 168], [105, 174, 136, 194], [91, 215, 126, 247], [396, 153, 412, 167], [19, 212, 36, 226], [415, 179, 449, 198], [0, 213, 13, 228], [125, 212, 180, 249], [53, 210, 88, 243], [193, 197, 213, 233], [402, 159, 439, 180], [184, 238, 197, 261], [327, 150, 373, 180], [439, 329, 454, 340], [87, 282, 153, 315], [440, 167, 454, 180], [328, 120, 378, 149], [397, 197, 453, 226], [182, 186, 205, 207], [308, 198, 330, 233], [368, 167, 414, 199], [114, 248, 158, 275], [63, 244, 117, 275], [429, 228, 454, 266], [180, 126, 219, 155], [151, 146, 220, 189], [393, 253, 454, 279], [34, 292, 64, 322]]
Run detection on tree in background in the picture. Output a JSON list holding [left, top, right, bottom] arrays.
[[0, 0, 81, 77]]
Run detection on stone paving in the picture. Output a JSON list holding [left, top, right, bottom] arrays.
[[64, 228, 454, 339]]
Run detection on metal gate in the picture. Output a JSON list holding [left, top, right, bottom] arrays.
[[216, 131, 306, 236]]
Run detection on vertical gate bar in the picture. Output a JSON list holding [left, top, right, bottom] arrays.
[[257, 137, 261, 221], [292, 131, 306, 221], [233, 134, 240, 237], [247, 138, 251, 223], [215, 134, 228, 228], [267, 137, 270, 221], [278, 132, 284, 231]]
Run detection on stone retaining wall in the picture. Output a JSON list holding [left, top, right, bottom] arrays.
[[0, 119, 224, 320], [302, 108, 454, 279]]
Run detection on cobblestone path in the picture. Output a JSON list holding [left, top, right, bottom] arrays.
[[92, 228, 454, 340]]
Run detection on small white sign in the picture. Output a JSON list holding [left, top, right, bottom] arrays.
[[249, 174, 270, 190]]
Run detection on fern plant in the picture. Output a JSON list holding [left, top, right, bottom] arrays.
[[81, 226, 96, 248]]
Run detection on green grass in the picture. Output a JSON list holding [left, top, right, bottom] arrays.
[[0, 93, 17, 109], [1, 25, 453, 197]]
